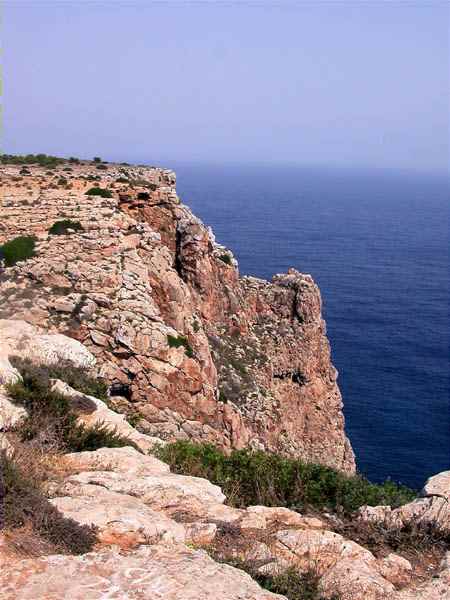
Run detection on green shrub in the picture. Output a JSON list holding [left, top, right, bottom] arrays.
[[93, 156, 102, 163], [57, 177, 68, 186], [156, 441, 415, 514], [1, 449, 97, 554], [0, 153, 64, 167], [219, 253, 232, 265], [48, 220, 84, 236], [116, 177, 129, 183], [167, 334, 194, 358], [10, 358, 108, 400], [96, 164, 108, 170], [65, 421, 137, 453], [85, 186, 112, 198], [6, 360, 133, 452], [216, 560, 330, 600], [0, 236, 36, 266]]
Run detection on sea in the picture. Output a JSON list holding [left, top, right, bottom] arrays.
[[172, 163, 449, 490]]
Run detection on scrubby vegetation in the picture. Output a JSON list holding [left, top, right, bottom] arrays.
[[156, 441, 415, 514], [215, 555, 332, 600], [85, 186, 113, 198], [255, 568, 336, 600], [6, 360, 131, 452], [1, 445, 97, 554], [48, 220, 84, 236], [218, 253, 232, 265], [0, 236, 36, 266], [10, 358, 108, 400], [335, 517, 450, 559], [48, 219, 83, 235], [205, 523, 339, 600], [167, 334, 194, 358], [0, 153, 64, 167]]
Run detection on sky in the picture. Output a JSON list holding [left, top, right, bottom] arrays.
[[3, 1, 449, 173]]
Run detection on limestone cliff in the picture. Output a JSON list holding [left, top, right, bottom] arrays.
[[0, 160, 355, 472]]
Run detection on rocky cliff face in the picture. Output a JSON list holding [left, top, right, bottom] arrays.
[[0, 160, 354, 472]]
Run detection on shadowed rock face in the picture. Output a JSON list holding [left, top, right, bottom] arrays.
[[0, 161, 355, 473]]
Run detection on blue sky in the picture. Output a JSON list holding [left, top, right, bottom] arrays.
[[3, 1, 449, 172]]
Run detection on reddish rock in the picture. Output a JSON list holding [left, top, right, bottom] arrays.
[[0, 162, 355, 473]]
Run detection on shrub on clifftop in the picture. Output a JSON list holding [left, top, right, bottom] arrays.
[[85, 186, 112, 198], [6, 360, 132, 452], [156, 441, 415, 514], [0, 236, 36, 266], [48, 220, 84, 236]]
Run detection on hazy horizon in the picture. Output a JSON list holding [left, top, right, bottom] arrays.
[[4, 1, 449, 174]]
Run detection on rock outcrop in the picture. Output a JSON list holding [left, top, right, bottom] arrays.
[[1, 321, 448, 600], [0, 161, 355, 472]]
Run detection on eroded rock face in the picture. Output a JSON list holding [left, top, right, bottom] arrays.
[[0, 162, 354, 472]]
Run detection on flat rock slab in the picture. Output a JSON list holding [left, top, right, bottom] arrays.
[[0, 544, 286, 600]]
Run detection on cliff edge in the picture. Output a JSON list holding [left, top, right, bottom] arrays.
[[0, 159, 355, 473]]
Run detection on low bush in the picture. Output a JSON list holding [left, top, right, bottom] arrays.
[[116, 177, 129, 183], [210, 549, 334, 600], [1, 447, 97, 554], [85, 186, 112, 198], [0, 236, 36, 266], [6, 360, 132, 452], [96, 164, 108, 170], [218, 253, 232, 265], [10, 357, 108, 400], [48, 220, 84, 236], [156, 441, 415, 514], [167, 334, 194, 358]]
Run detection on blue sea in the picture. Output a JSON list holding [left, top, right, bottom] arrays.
[[173, 163, 449, 490]]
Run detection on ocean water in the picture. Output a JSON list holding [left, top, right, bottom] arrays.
[[173, 163, 449, 490]]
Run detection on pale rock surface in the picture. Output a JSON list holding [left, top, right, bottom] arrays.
[[50, 484, 186, 547], [396, 552, 450, 600], [377, 553, 412, 588], [0, 544, 286, 600], [422, 470, 450, 499], [63, 468, 226, 512], [0, 319, 96, 371], [0, 389, 27, 430], [65, 445, 170, 476]]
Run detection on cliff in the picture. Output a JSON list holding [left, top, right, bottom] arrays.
[[0, 159, 354, 472]]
